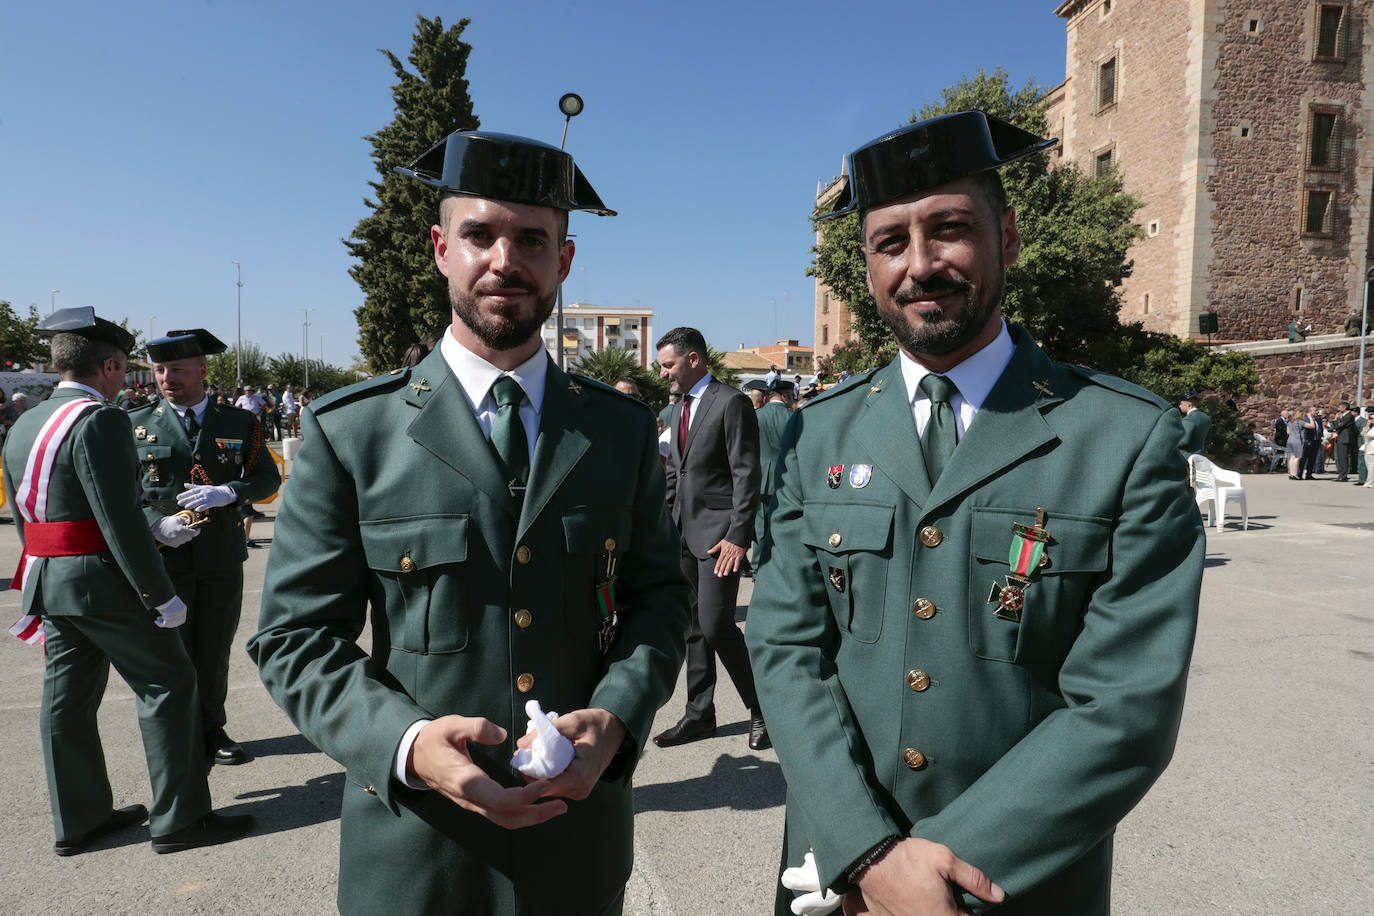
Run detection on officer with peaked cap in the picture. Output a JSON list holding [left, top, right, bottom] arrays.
[[3, 308, 253, 855], [249, 130, 690, 915], [1178, 389, 1211, 459], [130, 327, 280, 767], [746, 111, 1204, 914]]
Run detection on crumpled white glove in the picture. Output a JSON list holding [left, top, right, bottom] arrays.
[[176, 483, 237, 512], [150, 514, 201, 547], [782, 851, 843, 916], [154, 595, 188, 629], [510, 699, 575, 779]]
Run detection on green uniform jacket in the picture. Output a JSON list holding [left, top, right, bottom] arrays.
[[746, 327, 1204, 914], [1179, 407, 1210, 458], [753, 400, 791, 545], [248, 349, 691, 915], [128, 400, 280, 573], [2, 388, 175, 615]]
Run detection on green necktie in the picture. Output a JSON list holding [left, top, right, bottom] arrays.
[[490, 376, 529, 500], [184, 411, 200, 440], [919, 373, 959, 483]]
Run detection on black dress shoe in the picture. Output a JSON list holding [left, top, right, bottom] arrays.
[[54, 804, 148, 856], [209, 729, 249, 766], [748, 713, 772, 751], [151, 811, 255, 854], [653, 715, 716, 748]]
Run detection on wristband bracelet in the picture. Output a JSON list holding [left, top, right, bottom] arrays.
[[845, 834, 900, 884]]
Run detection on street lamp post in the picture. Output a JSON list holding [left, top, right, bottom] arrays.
[[1357, 267, 1374, 410], [50, 290, 59, 315], [233, 261, 243, 387], [301, 307, 314, 389], [149, 316, 156, 342], [555, 92, 585, 371]]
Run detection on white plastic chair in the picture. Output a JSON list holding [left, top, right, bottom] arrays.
[[1188, 453, 1248, 531], [1252, 433, 1287, 472]]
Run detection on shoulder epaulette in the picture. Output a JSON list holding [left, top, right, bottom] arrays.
[[800, 367, 881, 409], [1061, 364, 1170, 409], [568, 373, 656, 414], [310, 368, 411, 414]]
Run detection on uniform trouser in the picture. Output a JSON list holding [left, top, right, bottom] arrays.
[[172, 566, 244, 740], [1336, 442, 1353, 478], [42, 613, 210, 841], [681, 545, 759, 720], [1359, 450, 1368, 484]]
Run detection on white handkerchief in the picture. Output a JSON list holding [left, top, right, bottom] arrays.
[[781, 851, 842, 916], [511, 699, 575, 779]]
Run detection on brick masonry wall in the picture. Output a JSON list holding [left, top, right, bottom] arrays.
[[1208, 1, 1370, 342], [1235, 337, 1374, 429]]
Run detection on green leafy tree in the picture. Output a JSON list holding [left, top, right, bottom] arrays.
[[572, 346, 669, 410], [207, 342, 270, 390], [0, 301, 47, 370], [347, 15, 479, 373], [816, 338, 895, 377], [810, 68, 1146, 372]]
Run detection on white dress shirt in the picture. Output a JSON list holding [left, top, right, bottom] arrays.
[[166, 395, 209, 430], [898, 321, 1016, 439], [56, 380, 107, 402], [680, 372, 714, 438]]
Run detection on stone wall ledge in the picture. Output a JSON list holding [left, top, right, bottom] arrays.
[[1216, 333, 1373, 358]]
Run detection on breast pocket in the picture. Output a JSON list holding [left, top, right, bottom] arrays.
[[968, 507, 1111, 665], [800, 503, 894, 644], [138, 444, 177, 501], [562, 506, 633, 646], [359, 515, 470, 654]]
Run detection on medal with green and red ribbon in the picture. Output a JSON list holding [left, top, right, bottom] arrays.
[[987, 508, 1050, 622], [597, 550, 619, 654]]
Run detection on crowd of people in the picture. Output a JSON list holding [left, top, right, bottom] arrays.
[[1274, 402, 1374, 484]]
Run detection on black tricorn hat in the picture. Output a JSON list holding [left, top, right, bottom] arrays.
[[817, 110, 1057, 221], [37, 307, 136, 355], [146, 328, 228, 363], [395, 130, 615, 217]]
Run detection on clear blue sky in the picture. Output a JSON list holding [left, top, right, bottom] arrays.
[[1, 1, 1068, 369]]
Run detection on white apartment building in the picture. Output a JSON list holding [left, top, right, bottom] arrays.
[[542, 302, 654, 369]]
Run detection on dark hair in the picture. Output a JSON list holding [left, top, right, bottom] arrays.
[[656, 326, 708, 359], [50, 333, 122, 377]]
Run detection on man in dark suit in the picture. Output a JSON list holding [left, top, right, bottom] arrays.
[[249, 130, 691, 916], [131, 329, 281, 766], [3, 308, 251, 856], [1330, 401, 1357, 480], [1178, 391, 1210, 458], [653, 327, 766, 750]]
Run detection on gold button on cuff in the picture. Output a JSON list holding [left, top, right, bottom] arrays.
[[902, 748, 927, 769], [828, 532, 842, 548], [604, 537, 616, 551], [919, 526, 943, 547], [907, 669, 931, 692], [912, 598, 936, 619], [516, 545, 532, 564], [514, 608, 532, 628], [516, 673, 535, 693], [399, 556, 416, 573]]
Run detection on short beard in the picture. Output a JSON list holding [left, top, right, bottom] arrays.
[[450, 279, 557, 352], [878, 257, 1004, 359]]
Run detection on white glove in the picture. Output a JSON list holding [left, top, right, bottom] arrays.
[[150, 514, 201, 547], [154, 595, 188, 629], [782, 852, 843, 916], [176, 483, 237, 511], [510, 700, 575, 779]]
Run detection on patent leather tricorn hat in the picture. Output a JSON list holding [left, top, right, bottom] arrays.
[[146, 329, 229, 363], [817, 110, 1057, 221], [37, 307, 137, 355], [396, 130, 615, 217]]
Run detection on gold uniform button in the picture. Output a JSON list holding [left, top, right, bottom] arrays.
[[907, 669, 931, 691], [919, 526, 943, 547], [516, 545, 532, 564], [514, 608, 532, 628], [363, 785, 377, 795], [516, 673, 535, 693], [902, 747, 927, 769], [604, 537, 616, 551], [194, 453, 202, 461], [828, 532, 842, 548], [912, 598, 936, 619], [399, 556, 416, 573]]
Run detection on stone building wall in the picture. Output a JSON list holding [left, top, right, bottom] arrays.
[[813, 177, 853, 359], [1230, 336, 1374, 430], [1208, 1, 1371, 342]]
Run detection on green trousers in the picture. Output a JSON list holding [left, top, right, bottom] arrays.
[[42, 613, 210, 840], [173, 567, 244, 740]]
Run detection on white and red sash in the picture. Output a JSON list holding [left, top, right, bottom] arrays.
[[8, 396, 102, 644]]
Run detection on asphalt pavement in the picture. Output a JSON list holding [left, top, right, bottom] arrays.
[[0, 469, 1370, 914]]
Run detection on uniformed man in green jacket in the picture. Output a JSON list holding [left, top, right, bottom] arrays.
[[249, 130, 691, 915], [1178, 390, 1211, 458], [3, 308, 252, 856], [131, 328, 281, 766], [753, 379, 793, 546], [747, 111, 1204, 915]]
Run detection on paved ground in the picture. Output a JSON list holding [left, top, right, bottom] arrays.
[[0, 469, 1371, 914]]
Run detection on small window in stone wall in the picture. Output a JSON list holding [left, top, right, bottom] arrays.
[[1094, 147, 1115, 178], [1100, 0, 1113, 19], [1294, 288, 1306, 312], [1315, 3, 1348, 61], [1234, 121, 1253, 139], [1143, 293, 1151, 315], [1247, 17, 1262, 35], [822, 326, 829, 346], [1307, 108, 1343, 169], [1147, 220, 1160, 237], [1095, 54, 1118, 112], [1302, 189, 1335, 236]]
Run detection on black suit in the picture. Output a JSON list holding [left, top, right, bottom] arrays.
[[664, 378, 761, 720], [1332, 410, 1357, 479]]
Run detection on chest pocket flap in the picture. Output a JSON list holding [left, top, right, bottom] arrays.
[[971, 507, 1110, 575], [800, 502, 894, 643], [360, 514, 469, 572]]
